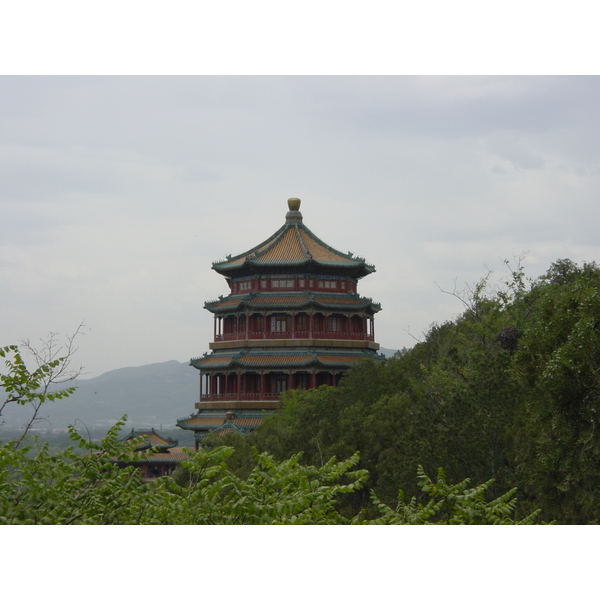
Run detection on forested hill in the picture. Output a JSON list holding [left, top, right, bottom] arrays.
[[230, 259, 600, 524], [0, 349, 399, 433]]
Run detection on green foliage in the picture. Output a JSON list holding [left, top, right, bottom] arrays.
[[200, 429, 256, 479], [0, 417, 151, 524], [512, 260, 600, 522], [0, 417, 369, 524], [160, 449, 368, 525], [250, 284, 526, 507], [368, 466, 543, 525], [245, 259, 600, 524]]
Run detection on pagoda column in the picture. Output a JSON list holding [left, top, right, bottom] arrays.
[[237, 372, 242, 400], [260, 371, 265, 399]]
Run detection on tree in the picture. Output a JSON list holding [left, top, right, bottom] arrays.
[[1, 324, 84, 445], [512, 260, 600, 523]]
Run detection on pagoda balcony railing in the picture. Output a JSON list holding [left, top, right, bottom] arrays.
[[222, 332, 241, 341], [248, 331, 294, 339], [214, 331, 373, 342], [266, 332, 293, 339], [312, 331, 374, 340], [200, 392, 283, 401]]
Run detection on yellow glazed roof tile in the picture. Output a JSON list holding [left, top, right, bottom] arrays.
[[297, 228, 348, 262], [256, 227, 307, 263]]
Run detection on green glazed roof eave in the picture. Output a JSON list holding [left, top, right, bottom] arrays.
[[204, 291, 381, 314], [189, 349, 381, 371]]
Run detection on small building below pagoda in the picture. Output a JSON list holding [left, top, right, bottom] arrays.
[[116, 428, 187, 479], [178, 198, 383, 446]]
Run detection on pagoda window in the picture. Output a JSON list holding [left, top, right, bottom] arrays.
[[239, 281, 252, 291], [296, 372, 309, 390], [328, 315, 345, 332], [296, 314, 308, 332], [299, 278, 305, 288], [351, 315, 363, 334], [272, 279, 294, 289], [313, 314, 325, 333], [261, 279, 267, 289], [271, 376, 288, 394], [224, 316, 237, 334], [250, 314, 264, 333], [270, 315, 288, 333]]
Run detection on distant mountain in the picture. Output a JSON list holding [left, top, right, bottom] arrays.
[[379, 347, 401, 358], [1, 349, 400, 433], [1, 360, 199, 433]]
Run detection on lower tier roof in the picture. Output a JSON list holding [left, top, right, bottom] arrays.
[[177, 410, 267, 433], [204, 291, 381, 314], [190, 348, 383, 371]]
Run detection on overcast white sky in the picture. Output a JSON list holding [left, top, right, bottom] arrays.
[[1, 76, 599, 377]]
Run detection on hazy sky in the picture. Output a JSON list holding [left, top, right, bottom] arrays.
[[2, 76, 599, 377]]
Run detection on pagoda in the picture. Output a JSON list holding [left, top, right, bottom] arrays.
[[177, 198, 383, 445]]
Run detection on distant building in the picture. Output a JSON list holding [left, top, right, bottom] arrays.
[[117, 428, 187, 479], [177, 198, 383, 447]]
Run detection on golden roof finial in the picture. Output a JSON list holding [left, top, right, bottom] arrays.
[[287, 198, 301, 212]]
